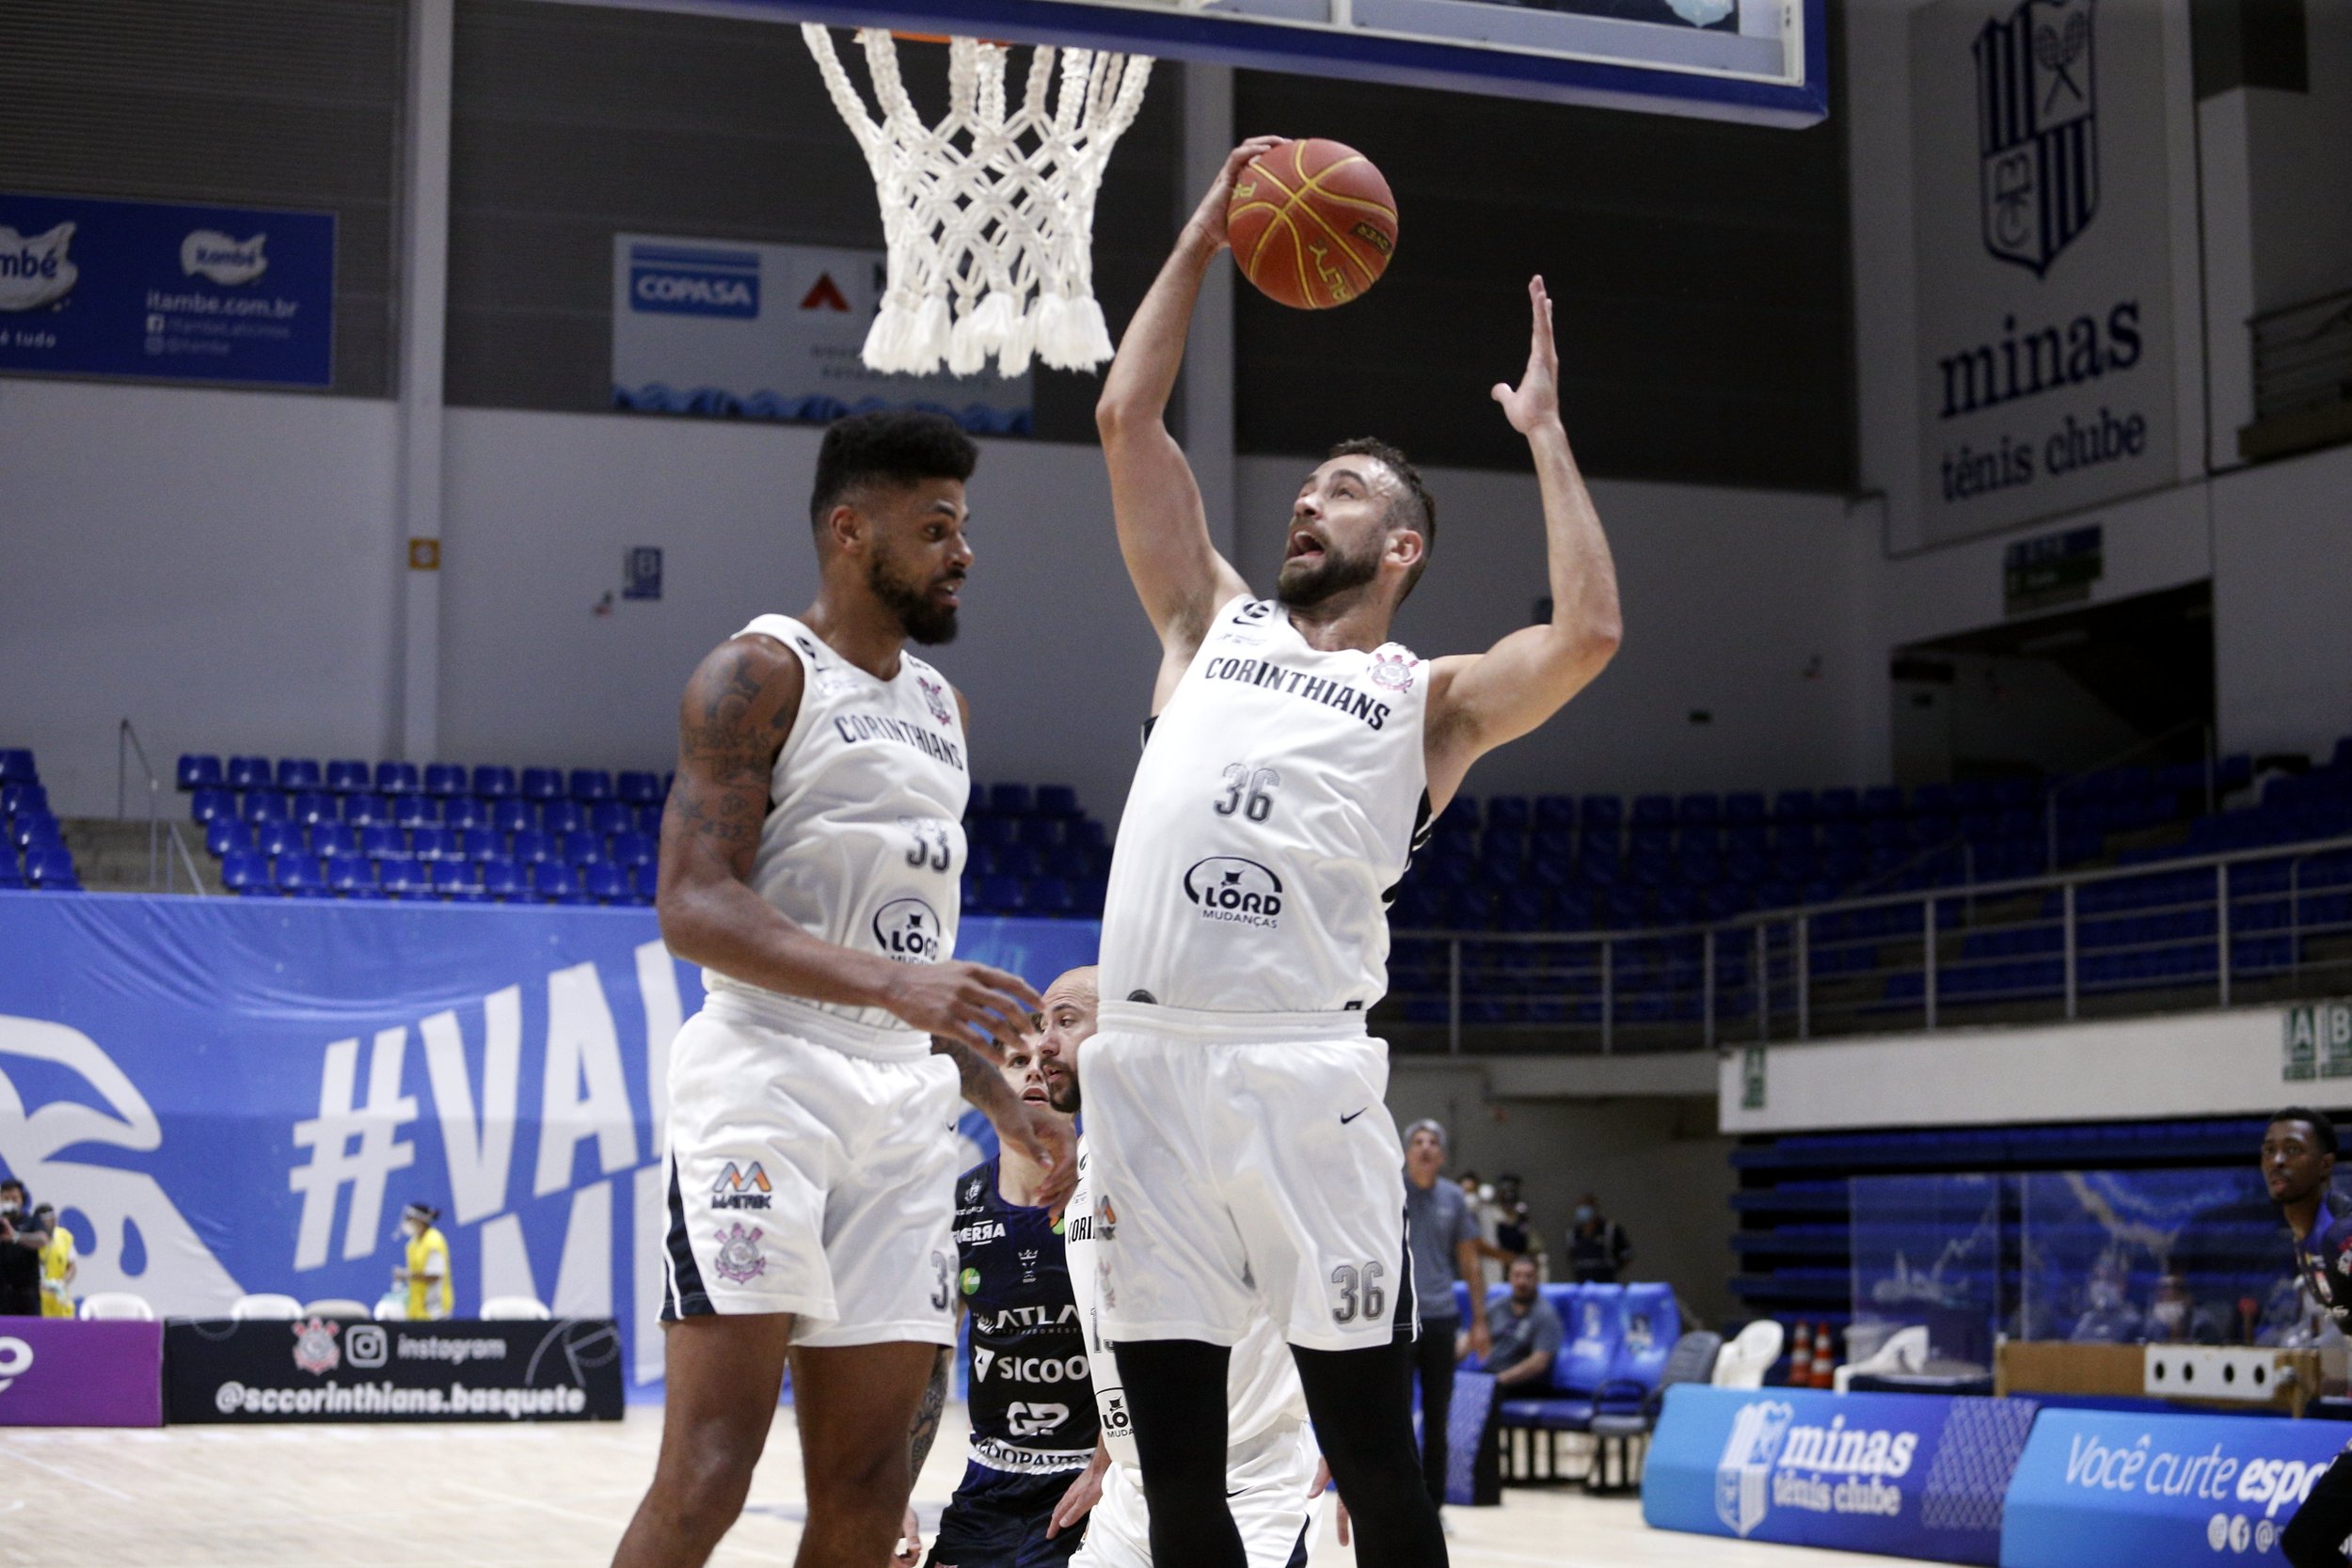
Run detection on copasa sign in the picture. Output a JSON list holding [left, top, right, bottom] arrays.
[[1644, 1385, 2040, 1564]]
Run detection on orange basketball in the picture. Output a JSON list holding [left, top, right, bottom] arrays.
[[1227, 138, 1398, 310]]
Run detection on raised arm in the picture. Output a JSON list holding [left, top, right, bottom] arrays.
[[1424, 276, 1622, 809], [1095, 139, 1277, 685], [655, 635, 1039, 1053]]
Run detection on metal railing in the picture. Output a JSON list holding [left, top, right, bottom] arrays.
[[1380, 831, 2352, 1056], [117, 720, 210, 895]]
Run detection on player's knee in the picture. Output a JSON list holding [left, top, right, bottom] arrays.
[[660, 1436, 762, 1530], [802, 1433, 911, 1509], [2280, 1507, 2349, 1568]]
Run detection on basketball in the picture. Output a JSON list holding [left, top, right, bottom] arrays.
[[1227, 138, 1398, 310]]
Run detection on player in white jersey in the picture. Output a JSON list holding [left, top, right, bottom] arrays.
[[1086, 140, 1625, 1568], [1025, 967, 1323, 1568], [613, 411, 1062, 1568]]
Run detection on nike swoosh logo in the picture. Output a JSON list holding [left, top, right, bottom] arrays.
[[1340, 1107, 1368, 1125], [1226, 1487, 1247, 1498]]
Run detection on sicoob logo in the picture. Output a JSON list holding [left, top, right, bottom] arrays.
[[1183, 857, 1283, 928], [874, 897, 944, 962]]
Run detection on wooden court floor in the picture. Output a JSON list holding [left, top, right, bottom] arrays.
[[1, 1404, 1917, 1568]]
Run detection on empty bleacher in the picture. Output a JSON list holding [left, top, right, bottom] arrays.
[[0, 750, 82, 892]]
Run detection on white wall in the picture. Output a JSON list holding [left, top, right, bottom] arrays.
[[2211, 441, 2352, 763], [0, 379, 404, 816], [1238, 457, 1873, 800]]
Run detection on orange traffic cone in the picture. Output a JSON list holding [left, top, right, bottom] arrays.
[[1811, 1323, 1836, 1388], [1788, 1320, 1812, 1386]]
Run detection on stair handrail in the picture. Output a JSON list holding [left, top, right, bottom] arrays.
[[116, 720, 210, 895]]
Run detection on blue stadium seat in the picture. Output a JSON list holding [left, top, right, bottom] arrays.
[[609, 832, 655, 868], [391, 796, 439, 829], [206, 819, 256, 859], [342, 793, 391, 827], [988, 783, 1035, 816], [1534, 795, 1576, 830], [411, 828, 458, 862], [422, 763, 468, 798], [442, 797, 485, 832], [532, 863, 584, 904], [542, 800, 585, 835], [226, 755, 270, 791], [275, 758, 324, 792], [220, 851, 270, 895], [616, 770, 662, 806], [24, 847, 78, 891], [632, 803, 663, 837], [509, 830, 552, 865], [377, 857, 429, 899], [490, 800, 534, 835], [978, 873, 1025, 913], [480, 859, 525, 901], [359, 825, 407, 860], [374, 761, 421, 797], [325, 758, 370, 794], [177, 753, 223, 790], [1581, 795, 1623, 830], [274, 854, 326, 897], [457, 829, 502, 862], [188, 788, 234, 826], [433, 861, 485, 901], [581, 863, 628, 904], [1486, 796, 1532, 832], [1596, 1284, 1682, 1414], [0, 852, 28, 889], [326, 857, 378, 897], [557, 830, 601, 865], [1027, 876, 1077, 916], [586, 801, 629, 836], [1036, 784, 1081, 816], [472, 765, 517, 800], [240, 791, 289, 825], [255, 819, 304, 858], [520, 768, 564, 802], [311, 824, 360, 860], [0, 751, 34, 785], [0, 783, 48, 820], [629, 863, 660, 904], [289, 790, 337, 827], [569, 768, 614, 804]]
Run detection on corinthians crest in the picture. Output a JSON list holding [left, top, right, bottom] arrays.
[[1974, 0, 2097, 277], [713, 1222, 768, 1285], [291, 1316, 342, 1376]]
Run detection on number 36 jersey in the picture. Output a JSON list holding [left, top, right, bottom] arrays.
[[1099, 595, 1432, 1015], [702, 613, 969, 1057]]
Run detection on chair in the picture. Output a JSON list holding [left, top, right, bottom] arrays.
[[458, 828, 503, 862], [231, 1292, 305, 1320], [327, 858, 379, 898], [24, 847, 79, 890], [411, 828, 459, 862], [481, 1295, 552, 1321], [220, 851, 271, 895], [609, 831, 655, 868], [1587, 1330, 1723, 1494], [442, 797, 486, 832], [377, 857, 428, 899], [359, 824, 406, 860], [569, 768, 614, 803], [226, 754, 271, 790], [325, 758, 371, 794], [582, 863, 628, 903], [1835, 1323, 1930, 1393], [491, 800, 535, 835], [255, 819, 304, 858], [615, 770, 662, 806], [590, 800, 633, 836], [560, 829, 604, 865], [510, 830, 552, 864], [206, 819, 257, 859], [274, 854, 327, 897], [432, 861, 483, 900], [177, 753, 224, 790], [189, 787, 235, 825], [542, 800, 584, 835], [373, 1296, 407, 1321], [472, 764, 518, 800], [1711, 1320, 1786, 1389], [520, 767, 564, 802], [291, 789, 338, 827], [392, 796, 439, 829], [533, 863, 582, 903], [302, 1298, 373, 1319], [374, 761, 421, 797], [239, 790, 288, 824], [275, 758, 324, 792], [422, 762, 468, 798], [0, 750, 36, 785], [480, 858, 526, 902], [629, 863, 660, 904], [342, 792, 391, 826], [78, 1291, 155, 1321]]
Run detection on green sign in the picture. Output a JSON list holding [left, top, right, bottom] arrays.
[[1741, 1047, 1768, 1110], [2003, 525, 2103, 615], [2282, 1000, 2352, 1082]]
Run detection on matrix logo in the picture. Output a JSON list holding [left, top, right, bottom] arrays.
[[1973, 0, 2098, 277], [628, 244, 759, 318]]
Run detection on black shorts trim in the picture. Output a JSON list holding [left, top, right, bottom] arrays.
[[662, 1158, 713, 1320]]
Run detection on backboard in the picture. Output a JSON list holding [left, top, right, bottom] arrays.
[[548, 0, 1827, 126]]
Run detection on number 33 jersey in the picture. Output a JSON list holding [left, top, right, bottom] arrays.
[[1100, 595, 1432, 1015]]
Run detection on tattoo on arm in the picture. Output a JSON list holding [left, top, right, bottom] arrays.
[[910, 1342, 952, 1475], [663, 639, 801, 878]]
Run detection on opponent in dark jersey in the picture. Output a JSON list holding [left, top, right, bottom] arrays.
[[2265, 1109, 2352, 1568], [929, 1040, 1096, 1568]]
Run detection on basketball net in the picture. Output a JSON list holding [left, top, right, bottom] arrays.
[[803, 25, 1157, 378]]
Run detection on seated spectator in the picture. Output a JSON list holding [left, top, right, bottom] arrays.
[[35, 1204, 74, 1319], [2144, 1271, 2193, 1343], [2068, 1256, 2144, 1343], [1486, 1257, 1565, 1389], [1566, 1193, 1633, 1284]]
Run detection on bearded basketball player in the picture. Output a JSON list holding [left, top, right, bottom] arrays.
[[612, 410, 1062, 1568], [1084, 139, 1624, 1568]]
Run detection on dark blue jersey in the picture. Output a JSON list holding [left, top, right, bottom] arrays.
[[2296, 1192, 2352, 1326], [953, 1160, 1095, 1474]]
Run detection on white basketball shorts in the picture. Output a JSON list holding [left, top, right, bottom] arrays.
[[1079, 1002, 1413, 1353], [661, 991, 962, 1347], [1070, 1421, 1322, 1568]]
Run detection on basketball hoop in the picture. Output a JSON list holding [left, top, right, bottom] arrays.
[[802, 24, 1156, 378]]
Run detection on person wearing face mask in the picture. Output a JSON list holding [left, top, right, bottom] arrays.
[[0, 1180, 47, 1317], [35, 1204, 76, 1319], [394, 1202, 453, 1321], [1564, 1195, 1630, 1285], [2066, 1255, 2143, 1343], [2144, 1273, 2194, 1343]]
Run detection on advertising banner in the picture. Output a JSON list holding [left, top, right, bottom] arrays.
[[164, 1316, 624, 1425], [0, 1319, 162, 1427], [1644, 1384, 2042, 1564], [1908, 0, 2179, 543], [0, 893, 1096, 1391], [2001, 1408, 2350, 1566], [0, 191, 334, 387], [611, 234, 1029, 435]]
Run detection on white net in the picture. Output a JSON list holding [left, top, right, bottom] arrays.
[[802, 25, 1155, 378]]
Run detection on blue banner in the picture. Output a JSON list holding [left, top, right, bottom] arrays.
[[0, 192, 334, 386], [1645, 1384, 2042, 1564], [0, 892, 1096, 1389], [2001, 1409, 2349, 1566]]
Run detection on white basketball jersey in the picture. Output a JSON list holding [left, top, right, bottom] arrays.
[[700, 613, 969, 1056], [1098, 595, 1431, 1014], [1065, 1141, 1306, 1468]]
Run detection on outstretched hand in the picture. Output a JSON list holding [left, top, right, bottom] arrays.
[[1490, 275, 1563, 436], [1184, 135, 1289, 252]]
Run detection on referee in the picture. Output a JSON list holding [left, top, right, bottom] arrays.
[[2266, 1108, 2352, 1568]]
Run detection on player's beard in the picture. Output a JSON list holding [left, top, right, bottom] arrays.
[[1043, 1076, 1081, 1116], [1276, 534, 1381, 610], [867, 550, 960, 645]]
